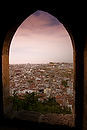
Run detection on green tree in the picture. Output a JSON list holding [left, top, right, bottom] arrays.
[[28, 80, 33, 83], [49, 62, 54, 64], [11, 91, 72, 114], [48, 97, 57, 106], [61, 80, 68, 87]]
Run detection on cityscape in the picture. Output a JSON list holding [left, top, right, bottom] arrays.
[[9, 62, 73, 111]]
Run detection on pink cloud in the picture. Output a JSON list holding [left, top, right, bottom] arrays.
[[9, 10, 73, 64]]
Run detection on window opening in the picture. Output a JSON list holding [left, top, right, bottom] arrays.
[[9, 10, 74, 127]]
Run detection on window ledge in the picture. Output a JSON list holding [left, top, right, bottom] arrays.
[[5, 110, 75, 127]]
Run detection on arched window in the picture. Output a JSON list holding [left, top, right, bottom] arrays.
[[9, 10, 74, 126], [2, 10, 75, 127]]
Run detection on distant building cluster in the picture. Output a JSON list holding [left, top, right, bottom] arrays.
[[9, 62, 73, 110]]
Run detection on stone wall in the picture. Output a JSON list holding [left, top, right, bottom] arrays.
[[2, 54, 11, 115], [6, 110, 75, 127], [83, 36, 87, 130], [1, 3, 87, 129]]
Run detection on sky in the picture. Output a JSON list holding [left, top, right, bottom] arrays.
[[9, 10, 73, 64]]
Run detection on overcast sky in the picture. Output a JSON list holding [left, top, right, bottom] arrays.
[[9, 10, 73, 64]]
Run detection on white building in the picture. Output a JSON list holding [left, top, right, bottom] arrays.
[[36, 77, 41, 81], [67, 81, 73, 88], [67, 88, 73, 96]]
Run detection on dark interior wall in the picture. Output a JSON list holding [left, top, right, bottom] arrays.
[[1, 2, 87, 129]]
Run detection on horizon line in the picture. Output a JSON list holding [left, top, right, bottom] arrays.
[[9, 62, 73, 65]]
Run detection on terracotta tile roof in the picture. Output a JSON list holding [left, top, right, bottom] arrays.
[[18, 96, 25, 99], [56, 95, 61, 99], [56, 99, 63, 105]]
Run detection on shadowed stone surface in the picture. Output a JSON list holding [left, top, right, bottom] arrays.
[[39, 113, 74, 127], [14, 111, 42, 122], [6, 110, 75, 127], [1, 2, 87, 129]]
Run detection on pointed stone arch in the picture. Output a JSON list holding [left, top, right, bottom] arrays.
[[2, 9, 76, 127]]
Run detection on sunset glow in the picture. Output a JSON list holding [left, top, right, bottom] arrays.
[[9, 10, 73, 64]]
